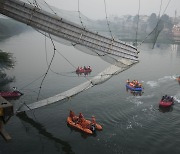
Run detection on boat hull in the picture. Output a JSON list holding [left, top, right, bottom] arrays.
[[176, 77, 180, 82], [76, 69, 92, 74], [67, 117, 93, 134], [0, 91, 23, 98], [126, 84, 142, 91], [159, 101, 173, 107], [67, 116, 102, 134]]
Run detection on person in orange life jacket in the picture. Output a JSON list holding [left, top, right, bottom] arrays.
[[80, 118, 87, 128], [69, 110, 75, 119], [91, 116, 96, 125], [90, 116, 96, 131], [78, 112, 84, 123], [69, 110, 78, 122]]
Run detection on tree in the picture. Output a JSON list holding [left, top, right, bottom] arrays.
[[160, 14, 173, 30], [0, 50, 15, 86], [148, 13, 158, 30]]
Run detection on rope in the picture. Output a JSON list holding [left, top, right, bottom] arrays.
[[19, 74, 45, 90], [78, 0, 86, 29], [134, 0, 141, 47], [103, 0, 113, 39], [44, 1, 57, 15], [42, 31, 94, 84], [138, 0, 172, 47], [37, 33, 56, 101], [158, 0, 163, 18], [40, 29, 119, 78]]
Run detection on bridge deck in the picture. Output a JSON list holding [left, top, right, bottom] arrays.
[[0, 0, 139, 61]]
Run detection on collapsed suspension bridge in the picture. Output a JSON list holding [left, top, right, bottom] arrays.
[[0, 0, 139, 113]]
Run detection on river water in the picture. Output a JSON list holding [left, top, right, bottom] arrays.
[[0, 30, 180, 154]]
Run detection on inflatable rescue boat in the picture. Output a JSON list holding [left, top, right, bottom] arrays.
[[0, 90, 23, 98], [126, 80, 143, 91], [67, 112, 102, 134], [159, 95, 174, 107]]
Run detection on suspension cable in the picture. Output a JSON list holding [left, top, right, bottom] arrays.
[[134, 0, 141, 47], [103, 0, 113, 39], [78, 0, 86, 29], [42, 31, 95, 84], [37, 33, 56, 101], [138, 0, 172, 47], [158, 0, 163, 18], [43, 0, 57, 15]]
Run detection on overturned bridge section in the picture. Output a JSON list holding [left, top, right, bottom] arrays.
[[0, 0, 139, 62], [0, 0, 140, 112]]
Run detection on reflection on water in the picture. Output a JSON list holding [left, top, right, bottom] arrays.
[[66, 124, 97, 139], [158, 106, 173, 113], [171, 44, 180, 57], [17, 112, 75, 154]]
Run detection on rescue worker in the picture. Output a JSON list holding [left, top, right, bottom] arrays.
[[78, 112, 84, 123], [90, 116, 96, 132], [69, 110, 75, 120], [80, 118, 87, 129], [69, 110, 78, 122]]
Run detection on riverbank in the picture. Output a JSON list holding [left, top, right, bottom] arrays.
[[0, 17, 31, 41]]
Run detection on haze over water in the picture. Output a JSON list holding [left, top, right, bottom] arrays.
[[0, 30, 180, 154]]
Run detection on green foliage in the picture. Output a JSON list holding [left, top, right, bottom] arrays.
[[0, 50, 15, 87], [148, 13, 158, 30], [0, 50, 15, 70], [0, 71, 14, 86]]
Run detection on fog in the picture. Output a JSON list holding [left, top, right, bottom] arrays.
[[45, 0, 180, 19]]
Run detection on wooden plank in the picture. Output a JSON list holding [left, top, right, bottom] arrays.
[[0, 96, 12, 141], [0, 96, 14, 117], [0, 127, 12, 141], [0, 96, 12, 107]]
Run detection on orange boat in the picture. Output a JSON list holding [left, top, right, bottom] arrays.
[[176, 77, 180, 82], [67, 116, 93, 134], [67, 111, 102, 134]]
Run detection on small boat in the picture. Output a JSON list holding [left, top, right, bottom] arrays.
[[0, 89, 23, 98], [67, 116, 93, 134], [67, 111, 102, 134], [126, 80, 143, 91], [159, 95, 174, 108], [176, 76, 180, 82]]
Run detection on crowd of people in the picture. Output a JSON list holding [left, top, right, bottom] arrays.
[[126, 79, 142, 88], [76, 66, 91, 71], [69, 110, 96, 130], [161, 95, 174, 102]]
